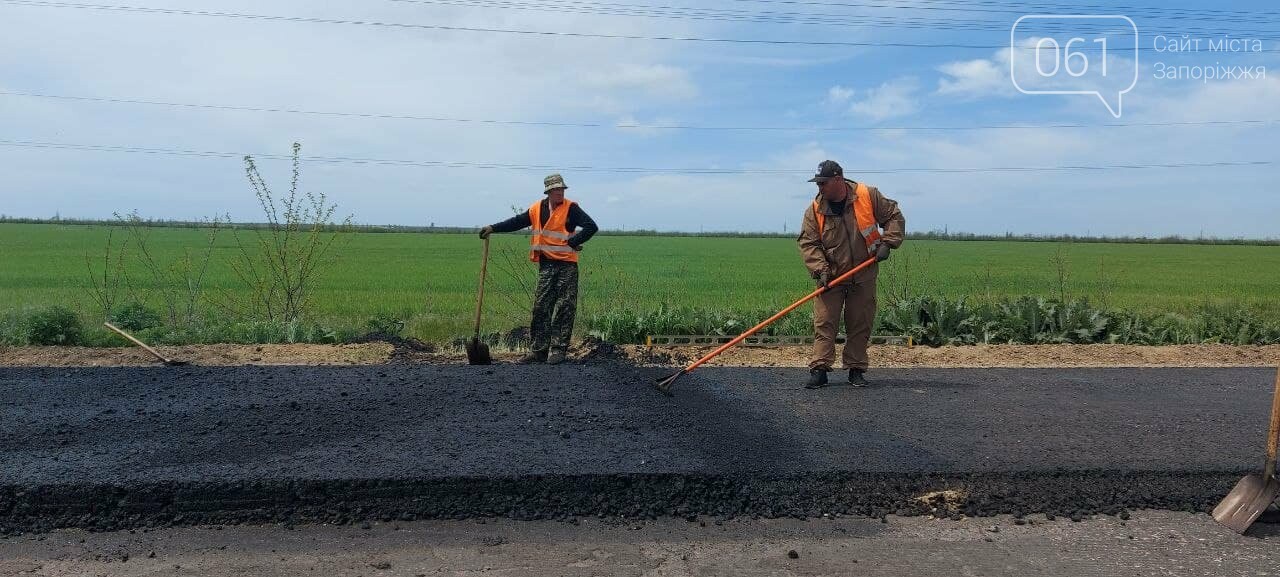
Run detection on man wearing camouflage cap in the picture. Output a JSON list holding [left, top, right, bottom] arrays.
[[480, 174, 598, 365], [797, 160, 905, 388]]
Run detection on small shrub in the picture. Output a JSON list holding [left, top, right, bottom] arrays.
[[0, 310, 27, 345], [366, 315, 405, 336], [26, 305, 84, 345], [110, 301, 163, 332], [877, 296, 976, 346], [133, 318, 348, 345]]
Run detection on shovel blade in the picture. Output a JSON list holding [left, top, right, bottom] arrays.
[[1213, 473, 1280, 534], [466, 338, 492, 365]]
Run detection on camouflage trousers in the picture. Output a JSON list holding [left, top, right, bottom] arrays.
[[530, 260, 579, 353]]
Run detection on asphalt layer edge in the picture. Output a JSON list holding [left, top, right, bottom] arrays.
[[0, 470, 1245, 535]]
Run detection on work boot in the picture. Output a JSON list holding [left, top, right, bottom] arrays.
[[516, 350, 548, 364], [804, 368, 829, 389], [848, 369, 869, 387], [547, 349, 567, 365]]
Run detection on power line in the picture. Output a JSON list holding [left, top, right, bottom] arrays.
[[723, 0, 1280, 20], [723, 0, 1280, 22], [4, 90, 1276, 132], [6, 1, 1278, 51], [0, 0, 1036, 49], [382, 0, 1280, 37], [0, 139, 1271, 174]]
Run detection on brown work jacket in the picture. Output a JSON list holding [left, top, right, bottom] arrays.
[[797, 180, 906, 285]]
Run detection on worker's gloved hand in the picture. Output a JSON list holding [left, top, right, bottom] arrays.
[[571, 244, 583, 252], [478, 225, 493, 239], [875, 244, 891, 262], [815, 270, 832, 290]]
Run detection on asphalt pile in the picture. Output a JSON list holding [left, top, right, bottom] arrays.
[[1, 363, 1271, 533]]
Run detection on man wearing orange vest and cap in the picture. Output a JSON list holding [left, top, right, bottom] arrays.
[[480, 173, 598, 365], [797, 160, 905, 388]]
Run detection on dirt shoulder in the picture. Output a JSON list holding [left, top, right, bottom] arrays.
[[0, 343, 394, 367], [625, 343, 1280, 369], [0, 342, 1276, 368]]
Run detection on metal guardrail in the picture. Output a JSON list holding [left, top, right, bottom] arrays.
[[645, 334, 913, 347]]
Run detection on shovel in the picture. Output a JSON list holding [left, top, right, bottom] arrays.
[[655, 256, 877, 396], [103, 322, 189, 366], [1212, 366, 1280, 534], [465, 237, 492, 365]]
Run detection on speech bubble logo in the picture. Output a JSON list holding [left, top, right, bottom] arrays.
[[1011, 15, 1139, 118]]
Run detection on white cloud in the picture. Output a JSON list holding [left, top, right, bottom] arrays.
[[936, 40, 1139, 103], [936, 48, 1012, 98], [583, 64, 698, 101], [613, 114, 680, 137], [1140, 74, 1280, 121], [825, 72, 1279, 237], [747, 141, 830, 173], [593, 171, 807, 234], [826, 85, 854, 105], [848, 77, 920, 121]]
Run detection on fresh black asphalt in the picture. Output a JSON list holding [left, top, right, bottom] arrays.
[[1, 363, 1273, 532]]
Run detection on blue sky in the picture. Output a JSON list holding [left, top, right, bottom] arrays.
[[1, 0, 1277, 236]]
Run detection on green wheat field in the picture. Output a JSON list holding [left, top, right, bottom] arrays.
[[2, 223, 1278, 345]]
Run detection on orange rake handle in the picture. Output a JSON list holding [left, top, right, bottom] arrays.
[[678, 256, 878, 375]]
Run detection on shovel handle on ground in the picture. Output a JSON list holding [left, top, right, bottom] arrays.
[[473, 237, 490, 338], [103, 322, 175, 365]]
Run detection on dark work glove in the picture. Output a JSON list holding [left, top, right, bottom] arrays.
[[875, 244, 891, 262], [815, 270, 832, 290], [479, 225, 493, 239], [572, 244, 583, 252]]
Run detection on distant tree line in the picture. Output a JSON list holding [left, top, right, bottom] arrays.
[[2, 215, 1277, 246]]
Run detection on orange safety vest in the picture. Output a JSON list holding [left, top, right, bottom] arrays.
[[529, 198, 579, 263], [812, 181, 882, 253]]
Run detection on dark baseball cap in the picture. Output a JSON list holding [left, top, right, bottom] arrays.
[[807, 160, 843, 183]]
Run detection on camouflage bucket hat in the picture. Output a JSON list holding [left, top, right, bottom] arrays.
[[543, 173, 569, 193]]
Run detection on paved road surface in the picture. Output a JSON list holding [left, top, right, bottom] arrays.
[[1, 364, 1273, 532]]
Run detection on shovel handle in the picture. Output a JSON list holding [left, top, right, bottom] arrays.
[[472, 237, 490, 338], [1266, 366, 1280, 481], [103, 322, 171, 364]]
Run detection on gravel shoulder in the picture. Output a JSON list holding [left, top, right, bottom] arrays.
[[3, 512, 1278, 577]]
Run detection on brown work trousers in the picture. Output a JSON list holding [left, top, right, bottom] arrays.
[[810, 277, 876, 371]]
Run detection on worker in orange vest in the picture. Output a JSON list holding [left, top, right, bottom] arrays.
[[480, 174, 598, 365], [797, 160, 905, 388]]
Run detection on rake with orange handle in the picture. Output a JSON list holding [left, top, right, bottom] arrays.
[[654, 256, 878, 396]]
